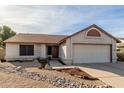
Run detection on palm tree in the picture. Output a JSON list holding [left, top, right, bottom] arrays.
[[0, 25, 16, 48]]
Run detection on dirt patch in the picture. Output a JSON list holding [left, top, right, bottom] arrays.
[[0, 62, 112, 88], [0, 65, 103, 88], [0, 71, 55, 88], [25, 67, 108, 87], [55, 68, 98, 80]]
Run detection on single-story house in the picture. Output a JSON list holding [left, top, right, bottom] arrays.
[[4, 24, 120, 64]]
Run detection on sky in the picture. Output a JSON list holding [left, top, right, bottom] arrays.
[[0, 5, 124, 37]]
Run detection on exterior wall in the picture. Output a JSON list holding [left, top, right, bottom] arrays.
[[112, 40, 117, 62], [64, 27, 117, 64], [59, 42, 67, 62], [59, 41, 73, 65], [5, 43, 47, 61], [36, 44, 46, 58]]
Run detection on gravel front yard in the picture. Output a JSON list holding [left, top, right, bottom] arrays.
[[0, 71, 55, 88], [0, 62, 112, 88], [25, 68, 106, 87]]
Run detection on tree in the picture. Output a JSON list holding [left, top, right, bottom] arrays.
[[0, 25, 16, 47]]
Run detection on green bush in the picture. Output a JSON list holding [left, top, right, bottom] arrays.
[[117, 48, 121, 52], [117, 52, 124, 61], [35, 57, 50, 69]]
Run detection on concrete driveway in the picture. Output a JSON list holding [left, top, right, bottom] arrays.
[[78, 63, 124, 88]]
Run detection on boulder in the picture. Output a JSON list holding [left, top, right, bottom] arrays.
[[45, 64, 52, 70], [33, 59, 39, 62], [15, 66, 22, 71]]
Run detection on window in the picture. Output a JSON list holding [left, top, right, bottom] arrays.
[[20, 45, 34, 56], [87, 29, 101, 37]]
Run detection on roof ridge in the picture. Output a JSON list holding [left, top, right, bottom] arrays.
[[18, 33, 68, 36], [58, 24, 120, 43]]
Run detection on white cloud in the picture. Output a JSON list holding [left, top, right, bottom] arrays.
[[0, 6, 101, 34], [0, 5, 123, 37]]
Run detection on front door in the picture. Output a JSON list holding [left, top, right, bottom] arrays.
[[52, 46, 59, 58]]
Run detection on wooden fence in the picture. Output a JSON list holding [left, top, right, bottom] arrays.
[[0, 48, 5, 60]]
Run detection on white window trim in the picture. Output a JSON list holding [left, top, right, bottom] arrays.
[[85, 28, 103, 39]]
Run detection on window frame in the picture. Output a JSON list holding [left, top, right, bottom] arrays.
[[85, 28, 102, 39], [19, 45, 34, 56]]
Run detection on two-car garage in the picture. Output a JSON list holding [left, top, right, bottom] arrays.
[[59, 25, 120, 64], [73, 44, 111, 63]]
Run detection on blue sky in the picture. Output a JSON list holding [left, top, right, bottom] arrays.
[[0, 5, 124, 37]]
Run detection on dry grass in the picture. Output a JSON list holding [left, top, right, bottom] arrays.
[[0, 48, 5, 60], [0, 71, 55, 88]]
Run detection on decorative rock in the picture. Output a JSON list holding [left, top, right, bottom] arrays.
[[15, 66, 22, 71], [33, 59, 39, 62], [0, 65, 113, 88], [74, 75, 82, 78], [92, 85, 97, 88], [45, 64, 52, 70]]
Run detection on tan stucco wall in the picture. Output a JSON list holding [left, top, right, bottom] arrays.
[[5, 43, 46, 61], [62, 27, 117, 64], [59, 42, 67, 62]]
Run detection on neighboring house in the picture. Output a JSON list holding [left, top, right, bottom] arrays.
[[4, 24, 120, 64], [117, 38, 124, 49]]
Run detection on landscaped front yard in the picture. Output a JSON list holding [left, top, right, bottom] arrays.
[[0, 62, 111, 88], [0, 71, 55, 88]]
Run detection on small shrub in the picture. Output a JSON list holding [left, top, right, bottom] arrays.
[[1, 59, 6, 62], [117, 48, 121, 52], [35, 57, 51, 69], [117, 52, 124, 61]]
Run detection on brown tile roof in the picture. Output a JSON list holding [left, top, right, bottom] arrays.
[[4, 24, 121, 44], [4, 33, 68, 44]]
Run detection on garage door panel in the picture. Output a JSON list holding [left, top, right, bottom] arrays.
[[73, 44, 110, 63]]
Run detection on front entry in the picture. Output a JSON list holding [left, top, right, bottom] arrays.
[[52, 46, 59, 58], [47, 46, 59, 58]]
